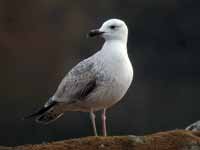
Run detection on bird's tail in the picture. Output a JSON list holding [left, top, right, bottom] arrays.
[[36, 108, 63, 124], [24, 101, 63, 124]]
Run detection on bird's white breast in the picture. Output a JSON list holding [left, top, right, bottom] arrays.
[[93, 41, 133, 109]]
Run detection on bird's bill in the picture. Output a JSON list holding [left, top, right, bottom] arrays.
[[87, 29, 104, 37]]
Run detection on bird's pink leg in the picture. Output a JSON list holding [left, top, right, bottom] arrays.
[[101, 108, 107, 136], [90, 109, 98, 136]]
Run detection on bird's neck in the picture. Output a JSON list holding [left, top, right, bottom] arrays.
[[104, 36, 128, 45], [101, 40, 128, 54]]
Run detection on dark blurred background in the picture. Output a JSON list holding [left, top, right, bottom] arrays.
[[0, 0, 200, 146]]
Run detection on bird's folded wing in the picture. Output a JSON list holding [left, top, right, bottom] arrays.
[[53, 59, 98, 103]]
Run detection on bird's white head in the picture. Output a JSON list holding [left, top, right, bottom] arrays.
[[88, 19, 128, 44]]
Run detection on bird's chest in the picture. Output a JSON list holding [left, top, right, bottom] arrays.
[[104, 53, 133, 82], [97, 54, 133, 102], [110, 59, 132, 92]]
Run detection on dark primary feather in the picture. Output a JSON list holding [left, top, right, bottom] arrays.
[[24, 101, 58, 119]]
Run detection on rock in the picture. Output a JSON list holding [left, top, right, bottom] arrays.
[[2, 130, 200, 150]]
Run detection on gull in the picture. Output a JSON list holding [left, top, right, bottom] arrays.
[[25, 19, 133, 136]]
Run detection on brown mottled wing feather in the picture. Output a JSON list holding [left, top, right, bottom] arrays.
[[53, 58, 98, 103]]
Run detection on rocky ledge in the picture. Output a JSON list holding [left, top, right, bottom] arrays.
[[1, 130, 200, 150]]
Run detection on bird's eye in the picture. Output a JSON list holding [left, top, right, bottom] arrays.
[[110, 25, 116, 29]]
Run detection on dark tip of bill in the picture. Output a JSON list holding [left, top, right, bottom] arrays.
[[87, 29, 104, 38]]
